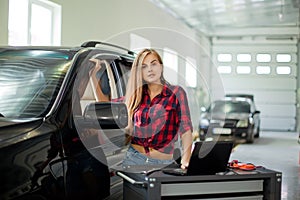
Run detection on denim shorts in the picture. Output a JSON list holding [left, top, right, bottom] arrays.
[[122, 145, 174, 166]]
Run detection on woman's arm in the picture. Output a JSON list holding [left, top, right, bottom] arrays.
[[180, 129, 193, 169], [174, 86, 193, 169]]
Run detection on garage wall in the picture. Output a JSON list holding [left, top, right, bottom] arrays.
[[0, 0, 205, 55], [211, 36, 298, 131], [0, 0, 210, 87], [0, 0, 8, 45], [48, 0, 196, 47]]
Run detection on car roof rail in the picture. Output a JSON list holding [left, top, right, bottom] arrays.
[[81, 41, 135, 56]]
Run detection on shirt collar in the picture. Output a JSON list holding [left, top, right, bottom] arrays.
[[143, 84, 172, 97], [162, 84, 173, 97]]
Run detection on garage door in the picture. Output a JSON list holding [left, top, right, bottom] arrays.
[[211, 36, 298, 131]]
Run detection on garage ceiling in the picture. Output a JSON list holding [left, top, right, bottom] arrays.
[[149, 0, 300, 36]]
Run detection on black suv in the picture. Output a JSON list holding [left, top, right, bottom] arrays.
[[0, 42, 134, 200], [198, 95, 261, 144]]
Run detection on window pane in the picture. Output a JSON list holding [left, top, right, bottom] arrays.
[[236, 66, 251, 74], [163, 48, 178, 84], [276, 66, 291, 74], [237, 54, 251, 62], [217, 54, 232, 62], [276, 54, 291, 63], [31, 3, 52, 45], [217, 66, 232, 74], [256, 66, 271, 74], [8, 0, 61, 46], [8, 0, 29, 45], [185, 57, 197, 88], [256, 54, 271, 62]]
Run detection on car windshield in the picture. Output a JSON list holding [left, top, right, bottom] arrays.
[[0, 49, 72, 119], [211, 101, 250, 114]]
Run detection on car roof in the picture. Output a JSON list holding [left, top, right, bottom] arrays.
[[0, 44, 136, 67], [0, 41, 136, 58], [225, 93, 254, 101], [219, 97, 252, 104]]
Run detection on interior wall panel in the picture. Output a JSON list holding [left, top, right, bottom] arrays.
[[212, 37, 298, 131]]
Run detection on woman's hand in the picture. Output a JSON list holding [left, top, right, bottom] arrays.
[[181, 163, 189, 170]]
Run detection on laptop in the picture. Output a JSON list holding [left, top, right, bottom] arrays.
[[162, 141, 234, 176]]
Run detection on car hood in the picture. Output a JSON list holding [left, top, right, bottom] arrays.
[[0, 118, 43, 139], [204, 112, 250, 120]]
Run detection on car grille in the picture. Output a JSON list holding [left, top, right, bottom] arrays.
[[211, 119, 238, 128], [223, 119, 238, 128]]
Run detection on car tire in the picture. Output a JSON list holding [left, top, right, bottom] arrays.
[[254, 126, 260, 138], [246, 127, 255, 143]]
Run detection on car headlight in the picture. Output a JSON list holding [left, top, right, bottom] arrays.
[[200, 119, 209, 127], [236, 119, 248, 127]]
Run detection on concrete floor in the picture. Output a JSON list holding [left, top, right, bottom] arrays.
[[230, 131, 300, 200]]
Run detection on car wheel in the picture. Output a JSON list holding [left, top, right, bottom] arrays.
[[254, 126, 260, 138], [246, 127, 255, 143]]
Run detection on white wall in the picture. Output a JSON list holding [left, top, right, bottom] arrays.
[[0, 0, 9, 45], [48, 0, 192, 46], [0, 0, 211, 87], [0, 0, 210, 75]]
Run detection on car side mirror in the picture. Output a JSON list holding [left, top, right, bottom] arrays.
[[251, 110, 260, 117], [83, 102, 128, 129]]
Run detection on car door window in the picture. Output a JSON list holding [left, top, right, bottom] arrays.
[[79, 55, 121, 114]]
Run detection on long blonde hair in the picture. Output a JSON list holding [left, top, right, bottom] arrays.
[[125, 48, 167, 134]]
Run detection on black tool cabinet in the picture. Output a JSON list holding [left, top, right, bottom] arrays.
[[117, 167, 282, 200]]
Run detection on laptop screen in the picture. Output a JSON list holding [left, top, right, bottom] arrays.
[[187, 141, 234, 175]]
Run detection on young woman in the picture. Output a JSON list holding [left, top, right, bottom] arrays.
[[123, 48, 193, 169]]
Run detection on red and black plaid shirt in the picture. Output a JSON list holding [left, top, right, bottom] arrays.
[[131, 84, 193, 154]]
